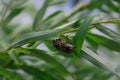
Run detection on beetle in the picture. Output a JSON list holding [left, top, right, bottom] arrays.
[[52, 38, 74, 53]]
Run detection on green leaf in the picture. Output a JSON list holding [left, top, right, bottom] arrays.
[[50, 0, 65, 6], [8, 49, 23, 64], [32, 0, 50, 30], [0, 54, 9, 66], [0, 67, 24, 80], [96, 25, 120, 43], [3, 7, 24, 26], [74, 16, 94, 55], [21, 65, 57, 80], [26, 48, 72, 76], [39, 11, 63, 30], [9, 28, 68, 49], [81, 47, 120, 78], [87, 33, 120, 52], [44, 40, 57, 52], [9, 20, 78, 49], [43, 11, 62, 22], [11, 0, 28, 9]]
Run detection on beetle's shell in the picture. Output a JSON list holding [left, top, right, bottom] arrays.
[[53, 38, 74, 53]]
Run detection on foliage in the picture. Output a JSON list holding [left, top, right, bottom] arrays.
[[0, 0, 120, 80]]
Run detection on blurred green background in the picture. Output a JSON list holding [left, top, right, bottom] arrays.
[[0, 0, 120, 80]]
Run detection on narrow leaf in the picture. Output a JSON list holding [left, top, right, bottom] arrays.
[[9, 20, 78, 49], [96, 25, 120, 43], [3, 7, 24, 26], [74, 16, 94, 54], [81, 47, 120, 78], [32, 0, 50, 30], [87, 33, 120, 52], [9, 28, 68, 49], [27, 48, 72, 76], [43, 11, 62, 22]]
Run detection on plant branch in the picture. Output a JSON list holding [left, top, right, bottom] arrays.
[[0, 49, 9, 54], [60, 19, 120, 34]]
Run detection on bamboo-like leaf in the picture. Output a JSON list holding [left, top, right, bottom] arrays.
[[9, 20, 77, 49], [9, 28, 68, 49], [26, 48, 72, 76], [50, 0, 65, 6], [32, 0, 50, 30], [0, 67, 24, 80], [87, 33, 120, 52], [3, 7, 24, 26], [39, 11, 63, 30], [74, 16, 94, 55], [96, 25, 120, 43], [81, 47, 120, 78], [43, 11, 62, 22]]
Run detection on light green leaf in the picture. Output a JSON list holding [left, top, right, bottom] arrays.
[[27, 48, 72, 76], [32, 0, 50, 30], [81, 47, 120, 78], [43, 10, 62, 22], [3, 7, 24, 27], [0, 67, 24, 80], [74, 16, 94, 55]]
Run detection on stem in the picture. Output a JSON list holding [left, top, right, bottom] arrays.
[[0, 0, 14, 27], [90, 19, 120, 29], [60, 19, 120, 35]]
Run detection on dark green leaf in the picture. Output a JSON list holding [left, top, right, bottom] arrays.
[[74, 16, 94, 55], [22, 65, 57, 80], [27, 48, 72, 76], [0, 67, 24, 80], [0, 54, 9, 66]]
